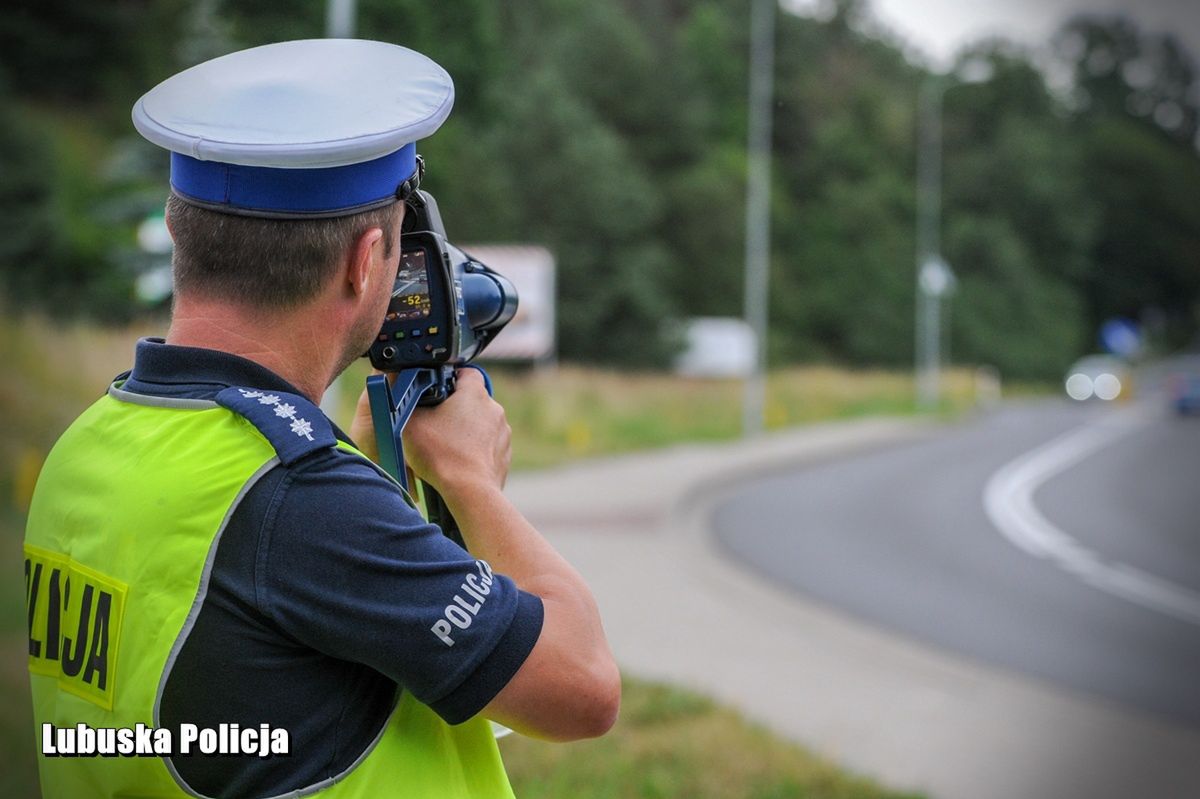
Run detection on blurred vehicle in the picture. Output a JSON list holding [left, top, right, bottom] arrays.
[[1167, 369, 1200, 415], [1064, 355, 1131, 402]]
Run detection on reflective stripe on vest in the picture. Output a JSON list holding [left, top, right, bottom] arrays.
[[24, 385, 515, 799]]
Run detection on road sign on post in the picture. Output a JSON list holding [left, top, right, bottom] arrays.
[[1099, 317, 1142, 359], [917, 255, 956, 411], [914, 66, 987, 412], [919, 255, 954, 298]]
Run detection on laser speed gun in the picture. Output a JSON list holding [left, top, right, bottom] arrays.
[[365, 175, 518, 546]]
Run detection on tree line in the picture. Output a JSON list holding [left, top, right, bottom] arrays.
[[1, 0, 1196, 379]]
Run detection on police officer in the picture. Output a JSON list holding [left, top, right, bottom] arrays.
[[24, 39, 619, 798]]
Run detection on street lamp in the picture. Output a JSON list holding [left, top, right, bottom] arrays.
[[914, 61, 990, 411], [742, 0, 777, 436], [326, 0, 356, 38]]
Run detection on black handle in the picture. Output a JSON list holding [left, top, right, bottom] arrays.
[[421, 482, 465, 549]]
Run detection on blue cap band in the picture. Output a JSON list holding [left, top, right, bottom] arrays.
[[170, 143, 417, 218]]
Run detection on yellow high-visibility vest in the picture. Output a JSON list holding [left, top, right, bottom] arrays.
[[24, 383, 515, 798]]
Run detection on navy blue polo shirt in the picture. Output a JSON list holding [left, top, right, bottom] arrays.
[[119, 338, 543, 798]]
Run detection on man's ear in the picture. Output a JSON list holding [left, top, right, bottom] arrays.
[[347, 226, 385, 297]]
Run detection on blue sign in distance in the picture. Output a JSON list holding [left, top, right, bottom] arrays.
[[1099, 317, 1141, 358]]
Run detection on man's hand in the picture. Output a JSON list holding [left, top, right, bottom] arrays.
[[400, 369, 512, 497], [348, 369, 511, 494]]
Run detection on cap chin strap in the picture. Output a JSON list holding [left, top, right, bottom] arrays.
[[394, 156, 425, 203]]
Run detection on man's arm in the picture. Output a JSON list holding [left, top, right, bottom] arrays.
[[352, 370, 620, 741], [436, 480, 620, 741]]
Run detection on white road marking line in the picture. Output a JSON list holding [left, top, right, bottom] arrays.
[[983, 409, 1200, 627]]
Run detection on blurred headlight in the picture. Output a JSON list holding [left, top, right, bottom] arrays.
[[1065, 373, 1093, 401], [1093, 373, 1121, 401]]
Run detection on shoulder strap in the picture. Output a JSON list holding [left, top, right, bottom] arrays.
[[215, 387, 337, 466]]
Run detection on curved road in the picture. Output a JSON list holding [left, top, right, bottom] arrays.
[[713, 394, 1200, 729]]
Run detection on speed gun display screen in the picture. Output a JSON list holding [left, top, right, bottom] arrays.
[[389, 250, 432, 321]]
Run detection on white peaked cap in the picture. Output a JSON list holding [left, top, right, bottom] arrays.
[[131, 39, 455, 217]]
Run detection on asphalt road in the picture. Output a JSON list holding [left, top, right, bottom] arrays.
[[712, 392, 1200, 729]]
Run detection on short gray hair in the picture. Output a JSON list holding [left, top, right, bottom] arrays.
[[166, 194, 400, 309]]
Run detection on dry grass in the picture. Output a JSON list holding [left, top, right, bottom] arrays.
[[477, 363, 976, 469], [335, 361, 982, 470], [0, 315, 163, 505]]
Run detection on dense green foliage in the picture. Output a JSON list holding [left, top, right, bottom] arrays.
[[0, 0, 1196, 377], [1060, 16, 1200, 349]]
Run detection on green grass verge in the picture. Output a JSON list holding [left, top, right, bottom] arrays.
[[502, 677, 925, 799]]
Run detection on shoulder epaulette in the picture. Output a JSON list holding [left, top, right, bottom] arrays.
[[215, 387, 337, 466]]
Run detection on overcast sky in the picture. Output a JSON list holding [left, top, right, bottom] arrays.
[[785, 0, 1200, 69]]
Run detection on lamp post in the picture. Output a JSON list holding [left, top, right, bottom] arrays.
[[915, 61, 993, 412], [742, 0, 777, 436], [915, 77, 949, 412], [326, 0, 356, 38], [320, 0, 358, 424]]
